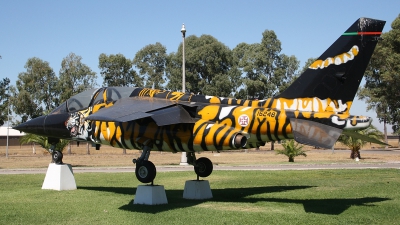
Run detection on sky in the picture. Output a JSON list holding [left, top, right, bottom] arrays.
[[0, 0, 398, 132]]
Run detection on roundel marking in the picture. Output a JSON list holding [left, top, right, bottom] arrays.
[[238, 114, 249, 127]]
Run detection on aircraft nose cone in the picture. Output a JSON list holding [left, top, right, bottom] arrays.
[[13, 115, 46, 134], [13, 113, 71, 139]]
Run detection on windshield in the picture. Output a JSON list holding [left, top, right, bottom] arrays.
[[50, 89, 99, 114], [104, 87, 136, 102], [50, 87, 138, 114]]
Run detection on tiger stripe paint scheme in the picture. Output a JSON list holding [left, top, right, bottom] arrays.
[[13, 18, 386, 184], [14, 18, 386, 154], [78, 85, 371, 153]]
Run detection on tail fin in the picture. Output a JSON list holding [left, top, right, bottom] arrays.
[[276, 18, 385, 113]]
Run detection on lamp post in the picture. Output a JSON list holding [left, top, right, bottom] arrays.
[[181, 24, 186, 93], [180, 23, 188, 165], [6, 89, 10, 159]]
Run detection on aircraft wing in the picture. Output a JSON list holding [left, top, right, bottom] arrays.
[[86, 97, 195, 126]]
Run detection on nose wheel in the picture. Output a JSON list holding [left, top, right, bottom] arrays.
[[52, 150, 64, 164], [48, 138, 63, 164]]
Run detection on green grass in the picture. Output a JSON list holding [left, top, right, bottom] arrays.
[[1, 169, 400, 225]]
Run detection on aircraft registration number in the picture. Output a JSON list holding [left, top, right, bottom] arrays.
[[256, 110, 276, 118]]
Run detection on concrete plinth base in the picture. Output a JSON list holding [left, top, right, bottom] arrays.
[[42, 163, 77, 191], [183, 180, 213, 200], [133, 185, 168, 205]]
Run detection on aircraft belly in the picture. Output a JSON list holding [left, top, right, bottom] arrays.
[[92, 120, 196, 152]]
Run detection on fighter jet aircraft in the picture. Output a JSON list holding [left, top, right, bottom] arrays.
[[14, 18, 385, 183]]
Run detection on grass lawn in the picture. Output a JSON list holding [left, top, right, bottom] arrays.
[[1, 169, 400, 225]]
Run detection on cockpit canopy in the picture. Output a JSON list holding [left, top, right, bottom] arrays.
[[50, 87, 137, 114]]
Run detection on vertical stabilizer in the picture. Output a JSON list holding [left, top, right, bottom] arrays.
[[276, 18, 385, 113]]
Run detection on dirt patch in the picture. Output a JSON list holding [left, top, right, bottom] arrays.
[[1, 144, 399, 169]]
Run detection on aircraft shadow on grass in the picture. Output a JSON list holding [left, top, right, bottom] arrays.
[[79, 185, 390, 215]]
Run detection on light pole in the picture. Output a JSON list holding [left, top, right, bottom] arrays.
[[181, 23, 186, 93], [6, 89, 10, 159], [180, 23, 188, 166]]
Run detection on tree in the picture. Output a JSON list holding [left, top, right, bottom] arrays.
[[299, 58, 317, 74], [166, 35, 239, 96], [19, 133, 70, 153], [275, 140, 307, 162], [58, 53, 97, 103], [0, 78, 10, 126], [359, 15, 400, 133], [99, 53, 143, 87], [233, 30, 299, 99], [133, 42, 167, 89], [274, 54, 300, 94], [11, 57, 59, 123], [337, 125, 384, 159]]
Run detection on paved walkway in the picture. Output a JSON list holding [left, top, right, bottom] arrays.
[[1, 162, 399, 175]]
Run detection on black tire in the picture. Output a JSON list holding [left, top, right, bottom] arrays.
[[135, 161, 156, 183], [194, 157, 213, 177], [52, 151, 63, 164]]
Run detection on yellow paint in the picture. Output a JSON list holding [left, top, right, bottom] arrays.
[[256, 109, 277, 118], [198, 105, 222, 121], [209, 97, 221, 104], [192, 119, 245, 150], [294, 110, 300, 118], [309, 45, 359, 70], [169, 91, 185, 100], [351, 116, 357, 126], [301, 112, 312, 118]]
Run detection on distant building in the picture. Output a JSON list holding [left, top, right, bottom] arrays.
[[0, 127, 24, 146]]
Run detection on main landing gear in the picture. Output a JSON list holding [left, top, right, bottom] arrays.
[[132, 142, 213, 184], [48, 138, 63, 164], [187, 152, 213, 180], [132, 141, 157, 184]]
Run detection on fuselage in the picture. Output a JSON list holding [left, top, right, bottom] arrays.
[[14, 87, 372, 152], [57, 87, 371, 152]]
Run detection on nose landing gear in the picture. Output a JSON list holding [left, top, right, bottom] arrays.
[[48, 138, 63, 164]]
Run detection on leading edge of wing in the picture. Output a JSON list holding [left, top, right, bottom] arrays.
[[86, 97, 195, 125]]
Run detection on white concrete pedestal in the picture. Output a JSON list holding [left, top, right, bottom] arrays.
[[133, 185, 168, 205], [183, 180, 213, 200], [42, 163, 77, 191]]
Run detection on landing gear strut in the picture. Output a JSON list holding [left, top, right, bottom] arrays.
[[187, 152, 213, 180], [132, 142, 214, 184], [48, 138, 63, 164], [133, 142, 156, 184]]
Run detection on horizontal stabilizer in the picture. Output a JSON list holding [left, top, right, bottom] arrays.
[[342, 130, 389, 146], [290, 118, 342, 149]]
